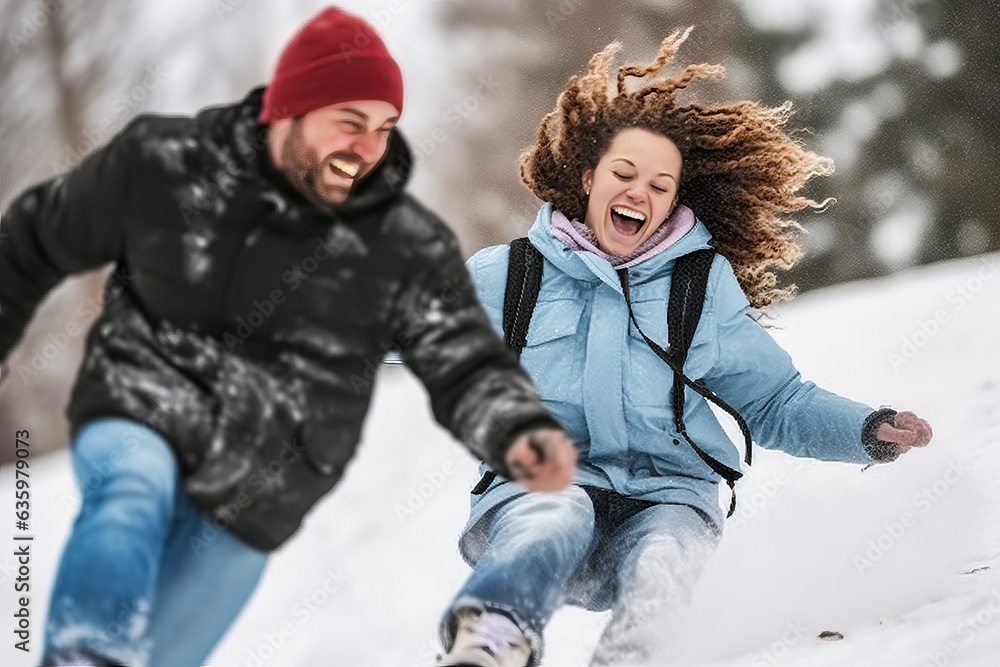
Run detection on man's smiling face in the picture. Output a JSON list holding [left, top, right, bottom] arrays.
[[268, 100, 400, 209]]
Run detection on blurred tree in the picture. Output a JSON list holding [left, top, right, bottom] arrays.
[[0, 0, 131, 462], [732, 0, 1000, 290], [895, 0, 1000, 262]]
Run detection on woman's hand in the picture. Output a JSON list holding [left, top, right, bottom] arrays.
[[877, 410, 933, 456], [505, 428, 578, 492]]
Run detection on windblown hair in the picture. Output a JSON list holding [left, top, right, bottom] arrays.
[[520, 28, 834, 307]]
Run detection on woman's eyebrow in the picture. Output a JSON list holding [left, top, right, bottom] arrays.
[[611, 157, 676, 180]]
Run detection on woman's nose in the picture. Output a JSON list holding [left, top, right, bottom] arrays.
[[625, 185, 647, 204]]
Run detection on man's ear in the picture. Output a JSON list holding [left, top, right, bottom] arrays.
[[267, 117, 293, 168]]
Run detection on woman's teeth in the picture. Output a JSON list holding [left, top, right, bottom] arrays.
[[611, 205, 646, 222], [610, 205, 645, 236]]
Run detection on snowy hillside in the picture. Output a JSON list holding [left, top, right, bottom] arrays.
[[2, 251, 998, 667]]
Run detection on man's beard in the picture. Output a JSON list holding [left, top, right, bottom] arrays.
[[279, 122, 369, 209]]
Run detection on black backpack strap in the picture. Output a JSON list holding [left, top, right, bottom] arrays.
[[670, 251, 745, 454], [618, 256, 753, 517], [669, 251, 712, 448], [669, 250, 715, 382], [473, 237, 544, 495], [502, 237, 544, 356], [470, 471, 497, 495], [669, 250, 746, 516]]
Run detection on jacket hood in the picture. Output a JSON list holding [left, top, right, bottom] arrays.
[[198, 86, 414, 221], [527, 202, 714, 293]]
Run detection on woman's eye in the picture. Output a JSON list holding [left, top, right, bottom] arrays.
[[651, 185, 667, 193], [613, 171, 632, 180]]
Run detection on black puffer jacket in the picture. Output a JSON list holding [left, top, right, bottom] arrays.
[[0, 88, 557, 550]]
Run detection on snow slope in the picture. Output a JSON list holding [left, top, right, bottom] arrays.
[[2, 251, 998, 667]]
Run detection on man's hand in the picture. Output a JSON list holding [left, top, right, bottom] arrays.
[[877, 410, 933, 456], [505, 428, 577, 492]]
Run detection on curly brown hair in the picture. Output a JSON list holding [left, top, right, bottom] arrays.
[[519, 27, 834, 307]]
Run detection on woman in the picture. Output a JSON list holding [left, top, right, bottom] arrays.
[[437, 28, 933, 667]]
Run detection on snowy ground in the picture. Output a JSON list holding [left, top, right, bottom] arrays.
[[2, 251, 998, 667]]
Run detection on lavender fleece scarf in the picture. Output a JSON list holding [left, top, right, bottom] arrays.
[[550, 204, 696, 269]]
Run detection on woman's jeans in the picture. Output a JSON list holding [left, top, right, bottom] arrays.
[[43, 419, 269, 667], [443, 484, 720, 666]]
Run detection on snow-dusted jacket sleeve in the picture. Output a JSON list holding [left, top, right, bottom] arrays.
[[700, 255, 879, 464], [0, 122, 135, 362], [390, 235, 559, 477]]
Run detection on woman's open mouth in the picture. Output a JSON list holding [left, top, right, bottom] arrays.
[[610, 205, 646, 236]]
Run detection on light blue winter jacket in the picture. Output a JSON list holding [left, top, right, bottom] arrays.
[[460, 203, 879, 539]]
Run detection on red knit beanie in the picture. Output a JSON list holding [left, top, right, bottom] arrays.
[[259, 7, 403, 124]]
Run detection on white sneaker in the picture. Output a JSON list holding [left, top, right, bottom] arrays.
[[438, 607, 533, 667]]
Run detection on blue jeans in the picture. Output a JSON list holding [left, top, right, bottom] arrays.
[[443, 485, 720, 665], [44, 419, 269, 667]]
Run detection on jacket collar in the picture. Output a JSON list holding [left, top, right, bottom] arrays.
[[527, 203, 714, 294]]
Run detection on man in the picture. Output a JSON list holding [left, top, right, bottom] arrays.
[[0, 8, 576, 667]]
